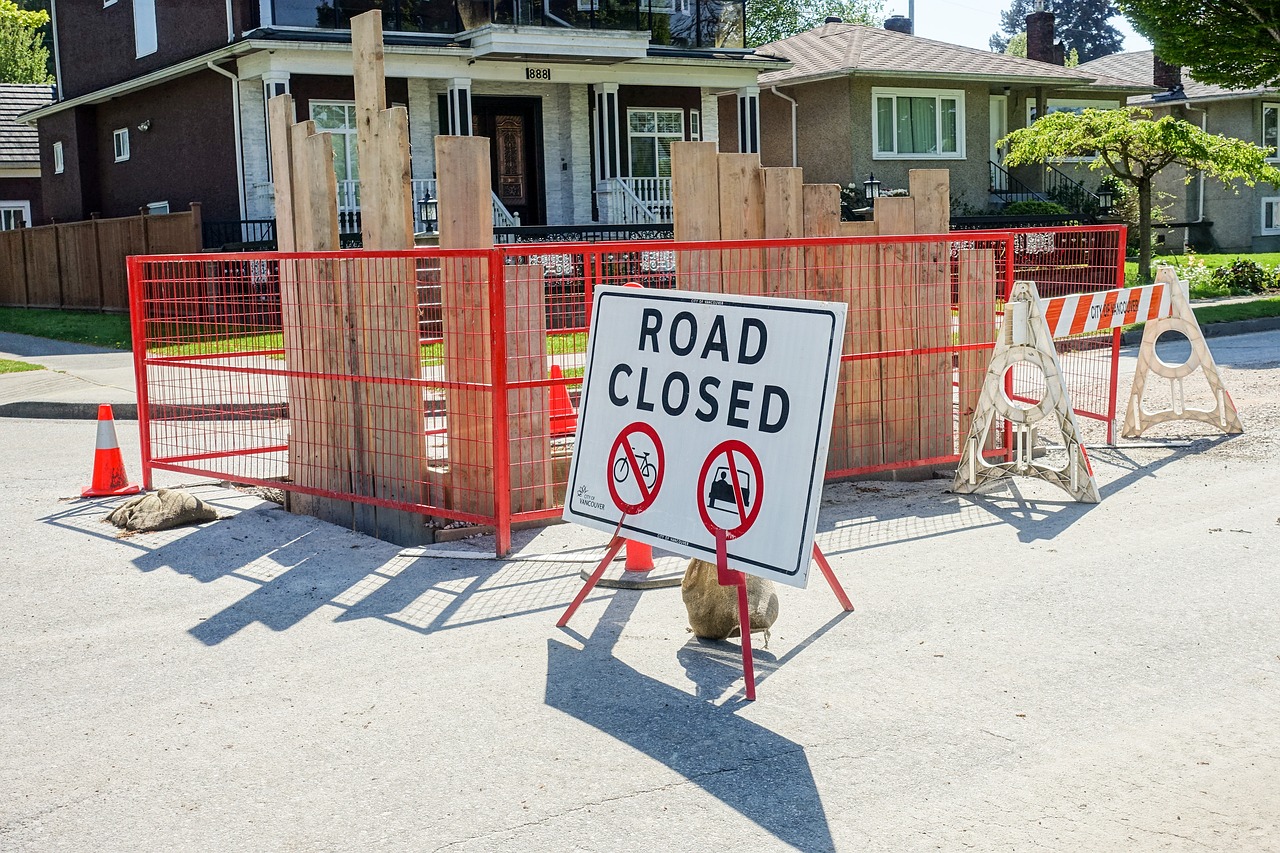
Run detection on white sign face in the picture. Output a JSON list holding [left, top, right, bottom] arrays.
[[562, 286, 846, 588]]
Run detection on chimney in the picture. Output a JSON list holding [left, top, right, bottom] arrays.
[[1153, 54, 1182, 91], [883, 15, 913, 35], [1026, 10, 1064, 66]]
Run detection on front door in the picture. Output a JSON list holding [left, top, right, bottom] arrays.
[[990, 94, 1008, 190], [472, 96, 545, 226]]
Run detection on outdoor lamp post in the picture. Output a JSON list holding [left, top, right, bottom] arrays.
[[1097, 186, 1114, 215], [863, 173, 881, 206], [418, 193, 438, 233]]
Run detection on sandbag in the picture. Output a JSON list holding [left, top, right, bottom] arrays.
[[681, 558, 778, 643], [104, 489, 218, 532]]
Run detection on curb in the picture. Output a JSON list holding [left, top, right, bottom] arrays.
[[0, 401, 138, 420]]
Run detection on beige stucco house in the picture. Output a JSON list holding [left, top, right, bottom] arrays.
[[727, 16, 1154, 216]]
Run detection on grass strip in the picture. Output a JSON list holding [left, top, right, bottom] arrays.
[[0, 307, 131, 350], [1123, 296, 1280, 333], [0, 358, 44, 374]]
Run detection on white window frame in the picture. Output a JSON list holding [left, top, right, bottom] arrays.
[[134, 0, 157, 58], [1263, 102, 1280, 162], [0, 201, 32, 230], [871, 87, 965, 160], [52, 141, 64, 174], [1027, 98, 1119, 161], [626, 107, 686, 178], [113, 128, 130, 162], [103, 0, 117, 6], [145, 201, 170, 215], [1261, 197, 1280, 235]]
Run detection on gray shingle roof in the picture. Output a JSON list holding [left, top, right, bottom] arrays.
[[0, 84, 54, 165], [757, 22, 1156, 92], [1076, 50, 1279, 103]]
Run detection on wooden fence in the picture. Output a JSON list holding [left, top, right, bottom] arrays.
[[0, 203, 202, 311]]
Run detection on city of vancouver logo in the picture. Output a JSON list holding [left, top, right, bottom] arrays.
[[576, 484, 605, 510]]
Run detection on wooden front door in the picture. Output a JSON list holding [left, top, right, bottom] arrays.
[[472, 97, 545, 226]]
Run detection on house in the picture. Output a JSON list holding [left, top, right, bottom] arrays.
[[736, 13, 1155, 217], [1, 84, 54, 231], [22, 0, 784, 239], [1077, 50, 1280, 253]]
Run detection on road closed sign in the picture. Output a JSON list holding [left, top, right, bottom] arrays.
[[563, 286, 845, 588]]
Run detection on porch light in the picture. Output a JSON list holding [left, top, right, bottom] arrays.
[[863, 173, 882, 205], [1097, 186, 1114, 214], [419, 193, 438, 233]]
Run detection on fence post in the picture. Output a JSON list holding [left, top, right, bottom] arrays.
[[90, 213, 105, 310], [489, 247, 512, 557], [188, 202, 203, 252], [127, 255, 154, 490]]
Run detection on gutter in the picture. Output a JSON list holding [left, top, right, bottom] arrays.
[[769, 86, 798, 167], [205, 61, 247, 221]]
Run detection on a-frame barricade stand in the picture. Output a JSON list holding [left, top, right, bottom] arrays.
[[557, 521, 853, 701], [953, 279, 1101, 503], [1122, 265, 1244, 438]]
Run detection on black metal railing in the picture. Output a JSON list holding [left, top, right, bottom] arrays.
[[202, 219, 277, 250], [1043, 164, 1105, 219], [951, 213, 1082, 231], [989, 161, 1049, 206], [494, 223, 673, 243]]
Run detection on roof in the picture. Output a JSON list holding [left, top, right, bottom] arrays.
[[0, 84, 54, 164], [756, 22, 1156, 92], [1077, 50, 1280, 104]]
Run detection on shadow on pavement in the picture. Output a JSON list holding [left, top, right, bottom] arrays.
[[545, 592, 837, 852]]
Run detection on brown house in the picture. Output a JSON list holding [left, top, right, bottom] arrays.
[[1, 84, 54, 231]]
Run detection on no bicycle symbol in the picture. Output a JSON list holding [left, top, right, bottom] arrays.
[[698, 440, 763, 540], [607, 422, 664, 514]]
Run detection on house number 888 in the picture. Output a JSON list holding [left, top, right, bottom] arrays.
[[525, 67, 551, 81]]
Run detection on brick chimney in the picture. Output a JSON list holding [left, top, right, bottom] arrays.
[[1153, 54, 1182, 91], [1026, 10, 1065, 66]]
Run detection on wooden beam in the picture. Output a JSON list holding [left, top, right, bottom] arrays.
[[874, 196, 920, 466], [671, 141, 721, 292], [910, 169, 953, 462]]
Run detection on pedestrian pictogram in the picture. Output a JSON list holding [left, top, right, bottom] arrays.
[[698, 440, 763, 540], [606, 422, 664, 514]]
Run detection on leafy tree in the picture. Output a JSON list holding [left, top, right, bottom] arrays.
[[1000, 107, 1280, 282], [0, 0, 51, 84], [1119, 0, 1280, 89], [1003, 31, 1079, 65], [747, 0, 884, 46], [989, 0, 1123, 62]]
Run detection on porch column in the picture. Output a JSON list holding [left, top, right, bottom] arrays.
[[261, 72, 290, 183], [593, 82, 621, 181], [447, 78, 472, 135], [737, 85, 760, 155]]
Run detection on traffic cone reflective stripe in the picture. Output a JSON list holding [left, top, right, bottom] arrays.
[[82, 404, 141, 498], [549, 364, 578, 437]]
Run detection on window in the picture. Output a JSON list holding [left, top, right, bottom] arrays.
[[1262, 198, 1280, 235], [628, 108, 685, 177], [1025, 99, 1118, 161], [134, 0, 157, 57], [145, 201, 170, 215], [1264, 103, 1279, 161], [52, 141, 64, 174], [310, 102, 359, 202], [872, 88, 963, 158], [113, 128, 129, 162], [690, 109, 701, 142], [1, 202, 32, 230], [103, 0, 116, 6]]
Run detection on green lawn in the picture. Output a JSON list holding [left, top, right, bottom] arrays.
[[1126, 252, 1280, 296], [0, 307, 132, 350], [0, 358, 43, 374]]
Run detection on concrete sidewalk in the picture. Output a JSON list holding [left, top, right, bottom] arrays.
[[0, 332, 137, 418]]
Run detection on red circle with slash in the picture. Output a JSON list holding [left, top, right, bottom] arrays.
[[697, 439, 764, 540], [606, 422, 665, 514]]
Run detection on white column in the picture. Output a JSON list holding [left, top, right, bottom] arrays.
[[700, 88, 719, 145], [594, 82, 620, 181], [260, 72, 290, 185], [447, 78, 472, 135], [737, 84, 760, 155]]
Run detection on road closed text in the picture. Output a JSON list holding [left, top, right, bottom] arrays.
[[605, 308, 790, 433]]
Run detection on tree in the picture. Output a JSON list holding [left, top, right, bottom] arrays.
[[1000, 107, 1280, 282], [989, 0, 1123, 63], [747, 0, 883, 46], [1003, 31, 1079, 65], [0, 0, 52, 84], [1119, 0, 1280, 89]]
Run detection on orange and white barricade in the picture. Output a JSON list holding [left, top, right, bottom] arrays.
[[954, 279, 1100, 503], [1122, 265, 1242, 437]]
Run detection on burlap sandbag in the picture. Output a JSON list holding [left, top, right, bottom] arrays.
[[682, 558, 779, 643], [104, 489, 218, 532]]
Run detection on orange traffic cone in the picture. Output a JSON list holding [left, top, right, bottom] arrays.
[[549, 364, 578, 437], [82, 404, 142, 498]]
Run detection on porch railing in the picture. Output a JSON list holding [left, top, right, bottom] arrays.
[[598, 177, 671, 224], [339, 178, 519, 233]]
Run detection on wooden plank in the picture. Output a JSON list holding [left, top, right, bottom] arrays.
[[437, 135, 495, 516], [670, 141, 720, 293], [0, 229, 27, 306], [717, 152, 764, 295], [267, 95, 297, 252], [845, 238, 884, 471], [22, 226, 61, 308], [802, 183, 852, 471], [910, 169, 953, 460], [506, 264, 554, 513], [958, 249, 997, 450], [840, 221, 877, 238], [94, 216, 144, 311], [874, 196, 920, 465], [763, 166, 803, 296], [56, 221, 101, 309]]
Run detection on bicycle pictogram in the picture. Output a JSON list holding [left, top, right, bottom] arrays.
[[612, 447, 657, 488], [606, 422, 665, 515]]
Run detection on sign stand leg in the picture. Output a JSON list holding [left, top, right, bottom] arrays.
[[716, 529, 757, 701], [812, 544, 854, 612], [557, 519, 628, 628]]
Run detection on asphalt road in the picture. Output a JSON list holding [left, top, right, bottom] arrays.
[[1, 331, 1278, 852]]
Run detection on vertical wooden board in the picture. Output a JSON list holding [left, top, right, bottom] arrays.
[[910, 169, 952, 459], [957, 249, 997, 448], [144, 212, 201, 255], [803, 183, 849, 469], [717, 153, 765, 295], [671, 141, 720, 292], [763, 167, 804, 297], [56, 222, 101, 309], [268, 95, 298, 252], [94, 217, 143, 312], [506, 264, 553, 513], [0, 229, 27, 306], [845, 240, 884, 471], [437, 135, 496, 516], [840, 221, 877, 238], [22, 226, 60, 307], [874, 196, 920, 465]]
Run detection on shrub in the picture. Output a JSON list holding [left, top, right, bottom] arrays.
[[1208, 258, 1278, 295], [1002, 199, 1070, 216]]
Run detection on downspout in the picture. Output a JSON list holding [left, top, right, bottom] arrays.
[[206, 61, 248, 221], [1183, 104, 1208, 247], [49, 0, 63, 96], [226, 0, 234, 41], [769, 86, 798, 167]]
